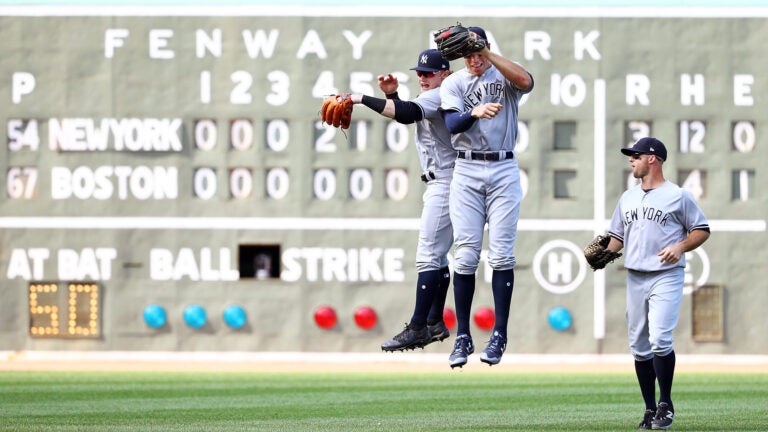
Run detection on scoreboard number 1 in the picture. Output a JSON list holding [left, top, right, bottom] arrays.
[[28, 283, 101, 338]]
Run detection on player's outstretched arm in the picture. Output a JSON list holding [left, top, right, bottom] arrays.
[[350, 93, 424, 124], [480, 48, 532, 91], [350, 93, 396, 119]]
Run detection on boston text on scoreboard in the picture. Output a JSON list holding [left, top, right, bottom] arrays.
[[1, 10, 765, 353]]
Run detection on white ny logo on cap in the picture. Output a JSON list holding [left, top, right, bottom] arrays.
[[420, 54, 429, 64]]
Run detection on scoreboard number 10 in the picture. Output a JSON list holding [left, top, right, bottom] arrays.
[[28, 283, 101, 339]]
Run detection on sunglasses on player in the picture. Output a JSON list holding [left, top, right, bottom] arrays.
[[415, 70, 437, 78]]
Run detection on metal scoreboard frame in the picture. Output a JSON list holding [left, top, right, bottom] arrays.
[[0, 6, 766, 354]]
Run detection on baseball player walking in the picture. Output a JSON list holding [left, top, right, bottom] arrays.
[[438, 26, 534, 368], [603, 137, 710, 430], [346, 49, 456, 351]]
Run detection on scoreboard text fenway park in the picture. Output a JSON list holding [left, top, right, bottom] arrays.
[[0, 7, 765, 355]]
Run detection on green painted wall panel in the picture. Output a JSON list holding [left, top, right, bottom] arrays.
[[0, 13, 765, 354]]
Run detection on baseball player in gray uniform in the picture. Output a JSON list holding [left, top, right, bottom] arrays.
[[438, 26, 534, 368], [348, 49, 456, 351], [604, 137, 710, 430]]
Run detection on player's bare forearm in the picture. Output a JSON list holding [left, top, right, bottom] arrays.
[[680, 229, 710, 252], [481, 49, 532, 90], [658, 229, 710, 263], [607, 237, 624, 253], [350, 93, 396, 119]]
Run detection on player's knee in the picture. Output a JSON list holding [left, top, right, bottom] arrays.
[[416, 252, 450, 272], [651, 345, 674, 357], [649, 334, 674, 356], [453, 248, 480, 273], [632, 352, 654, 362], [487, 256, 516, 270], [415, 261, 441, 272], [453, 262, 478, 274], [629, 341, 653, 361]]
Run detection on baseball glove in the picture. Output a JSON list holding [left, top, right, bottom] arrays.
[[433, 24, 486, 61], [320, 93, 354, 129], [583, 234, 622, 271]]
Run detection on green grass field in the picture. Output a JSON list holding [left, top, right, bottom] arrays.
[[0, 371, 765, 431]]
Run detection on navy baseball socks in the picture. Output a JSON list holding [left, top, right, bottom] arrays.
[[635, 359, 657, 429], [410, 269, 440, 326], [635, 359, 658, 412], [634, 352, 676, 429], [449, 272, 476, 368], [480, 269, 514, 365], [426, 267, 451, 342], [652, 351, 676, 429]]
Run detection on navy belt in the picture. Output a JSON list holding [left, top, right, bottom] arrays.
[[457, 151, 514, 161], [420, 171, 436, 182]]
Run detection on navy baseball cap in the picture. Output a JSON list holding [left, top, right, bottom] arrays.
[[410, 49, 449, 72], [621, 137, 668, 161], [468, 26, 488, 43]]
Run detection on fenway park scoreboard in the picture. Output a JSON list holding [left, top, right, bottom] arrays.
[[1, 8, 766, 354]]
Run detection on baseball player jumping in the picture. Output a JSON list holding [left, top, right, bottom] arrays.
[[344, 49, 456, 351], [437, 26, 534, 368], [602, 137, 710, 430]]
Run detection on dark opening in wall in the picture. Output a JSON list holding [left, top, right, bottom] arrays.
[[238, 244, 281, 279]]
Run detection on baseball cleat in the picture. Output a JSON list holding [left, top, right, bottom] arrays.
[[637, 409, 655, 430], [651, 402, 674, 430], [427, 321, 450, 343], [448, 335, 474, 368], [479, 331, 507, 366], [381, 323, 431, 352]]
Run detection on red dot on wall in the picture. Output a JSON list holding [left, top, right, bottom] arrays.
[[443, 307, 457, 330], [474, 307, 495, 331], [353, 306, 378, 330], [314, 306, 337, 329]]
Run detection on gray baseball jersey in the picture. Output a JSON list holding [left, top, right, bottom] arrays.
[[439, 65, 532, 151], [609, 180, 709, 359], [608, 181, 710, 271], [438, 64, 533, 273], [413, 87, 455, 179], [411, 87, 455, 272]]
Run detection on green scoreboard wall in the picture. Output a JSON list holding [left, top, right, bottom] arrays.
[[1, 7, 766, 354]]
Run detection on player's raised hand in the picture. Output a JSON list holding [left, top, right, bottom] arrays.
[[378, 73, 399, 94], [471, 102, 503, 119]]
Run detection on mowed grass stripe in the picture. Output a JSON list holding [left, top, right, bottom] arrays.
[[0, 372, 765, 431]]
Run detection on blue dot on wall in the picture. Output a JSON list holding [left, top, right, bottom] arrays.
[[223, 305, 247, 329], [183, 304, 207, 329], [143, 304, 167, 329], [548, 306, 573, 331]]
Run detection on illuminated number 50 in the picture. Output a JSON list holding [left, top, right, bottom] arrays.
[[68, 284, 99, 337]]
